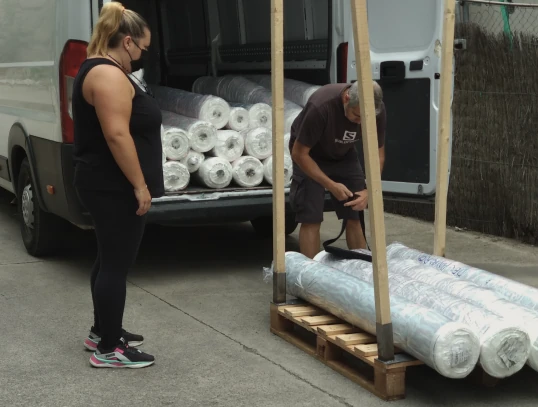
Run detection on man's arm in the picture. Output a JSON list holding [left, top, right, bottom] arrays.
[[292, 142, 334, 190], [292, 141, 353, 201]]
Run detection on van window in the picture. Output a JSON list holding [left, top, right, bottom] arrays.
[[367, 0, 439, 52]]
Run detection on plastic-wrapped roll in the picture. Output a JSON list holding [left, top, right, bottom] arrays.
[[245, 74, 321, 107], [230, 102, 272, 129], [179, 150, 205, 173], [263, 154, 293, 187], [161, 111, 216, 153], [152, 85, 230, 129], [231, 156, 264, 188], [192, 76, 262, 104], [247, 87, 303, 132], [194, 157, 233, 189], [193, 75, 300, 132], [162, 161, 190, 192], [387, 242, 538, 314], [161, 125, 190, 161], [265, 252, 481, 379], [314, 252, 531, 379], [226, 106, 250, 132], [240, 127, 272, 160], [192, 76, 221, 96], [208, 130, 244, 162], [383, 243, 538, 373]]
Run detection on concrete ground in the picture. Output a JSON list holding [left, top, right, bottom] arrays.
[[1, 188, 537, 407]]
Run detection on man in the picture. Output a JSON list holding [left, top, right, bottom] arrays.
[[289, 80, 386, 259]]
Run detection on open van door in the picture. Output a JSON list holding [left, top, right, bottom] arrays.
[[335, 0, 453, 200]]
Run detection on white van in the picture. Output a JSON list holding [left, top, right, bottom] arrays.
[[0, 0, 452, 256]]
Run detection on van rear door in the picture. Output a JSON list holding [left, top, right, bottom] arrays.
[[335, 0, 451, 199]]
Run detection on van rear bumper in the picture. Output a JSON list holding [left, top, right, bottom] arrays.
[[148, 190, 295, 226]]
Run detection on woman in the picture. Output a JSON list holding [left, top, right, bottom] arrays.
[[72, 2, 164, 368]]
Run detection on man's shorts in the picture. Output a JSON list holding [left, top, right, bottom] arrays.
[[289, 158, 367, 224]]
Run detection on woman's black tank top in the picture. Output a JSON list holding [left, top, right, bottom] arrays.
[[71, 58, 164, 198]]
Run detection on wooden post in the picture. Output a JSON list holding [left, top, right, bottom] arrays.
[[433, 0, 456, 257], [271, 0, 286, 304], [349, 0, 394, 361]]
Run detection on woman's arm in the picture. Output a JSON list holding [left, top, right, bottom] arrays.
[[83, 64, 152, 215]]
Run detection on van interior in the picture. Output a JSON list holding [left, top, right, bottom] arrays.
[[117, 0, 433, 199]]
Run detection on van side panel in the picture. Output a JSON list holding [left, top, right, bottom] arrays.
[[0, 0, 93, 225], [0, 0, 59, 169]]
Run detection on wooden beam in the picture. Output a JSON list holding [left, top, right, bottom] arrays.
[[349, 0, 394, 361], [433, 0, 457, 257], [271, 0, 286, 304]]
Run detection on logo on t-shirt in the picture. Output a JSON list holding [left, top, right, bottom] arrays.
[[343, 131, 357, 141], [335, 130, 357, 144]]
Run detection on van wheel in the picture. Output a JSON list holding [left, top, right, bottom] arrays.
[[17, 158, 64, 257], [250, 213, 298, 238]]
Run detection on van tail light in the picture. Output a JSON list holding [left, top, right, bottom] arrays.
[[337, 42, 348, 83], [59, 40, 88, 144]]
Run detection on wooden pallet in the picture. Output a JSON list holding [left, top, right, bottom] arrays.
[[270, 302, 424, 401]]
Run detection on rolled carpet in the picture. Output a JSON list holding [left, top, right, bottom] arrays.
[[161, 125, 190, 161], [385, 243, 538, 373], [269, 252, 481, 379], [314, 251, 531, 379], [231, 156, 264, 188], [161, 111, 217, 154], [162, 161, 190, 192], [226, 106, 250, 132], [179, 150, 205, 173], [194, 157, 233, 189], [152, 85, 230, 129], [387, 242, 538, 314], [208, 130, 244, 162], [240, 127, 272, 160], [263, 154, 293, 187]]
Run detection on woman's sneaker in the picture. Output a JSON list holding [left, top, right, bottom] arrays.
[[84, 327, 144, 351], [89, 338, 155, 369]]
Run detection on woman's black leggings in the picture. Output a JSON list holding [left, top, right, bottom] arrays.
[[76, 188, 147, 350]]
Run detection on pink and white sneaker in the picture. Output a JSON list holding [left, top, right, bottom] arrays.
[[89, 337, 155, 369]]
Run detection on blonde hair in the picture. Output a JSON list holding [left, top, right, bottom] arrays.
[[87, 2, 149, 56]]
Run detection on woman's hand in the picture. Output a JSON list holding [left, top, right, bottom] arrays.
[[134, 185, 152, 216]]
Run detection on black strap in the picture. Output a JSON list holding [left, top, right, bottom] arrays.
[[322, 217, 373, 262]]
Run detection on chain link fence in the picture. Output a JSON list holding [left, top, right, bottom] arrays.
[[458, 0, 538, 37], [384, 0, 538, 245]]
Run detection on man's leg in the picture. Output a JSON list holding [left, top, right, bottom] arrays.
[[299, 223, 321, 259], [345, 219, 367, 250], [289, 168, 326, 259]]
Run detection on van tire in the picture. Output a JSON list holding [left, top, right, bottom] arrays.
[[250, 213, 298, 238], [16, 158, 64, 257]]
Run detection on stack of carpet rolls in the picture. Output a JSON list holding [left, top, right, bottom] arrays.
[[148, 75, 320, 192], [262, 244, 538, 380]]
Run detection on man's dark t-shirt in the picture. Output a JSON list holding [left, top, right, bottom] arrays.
[[289, 83, 386, 165]]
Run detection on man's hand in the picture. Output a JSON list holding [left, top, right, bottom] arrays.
[[344, 189, 368, 211], [329, 183, 353, 201]]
